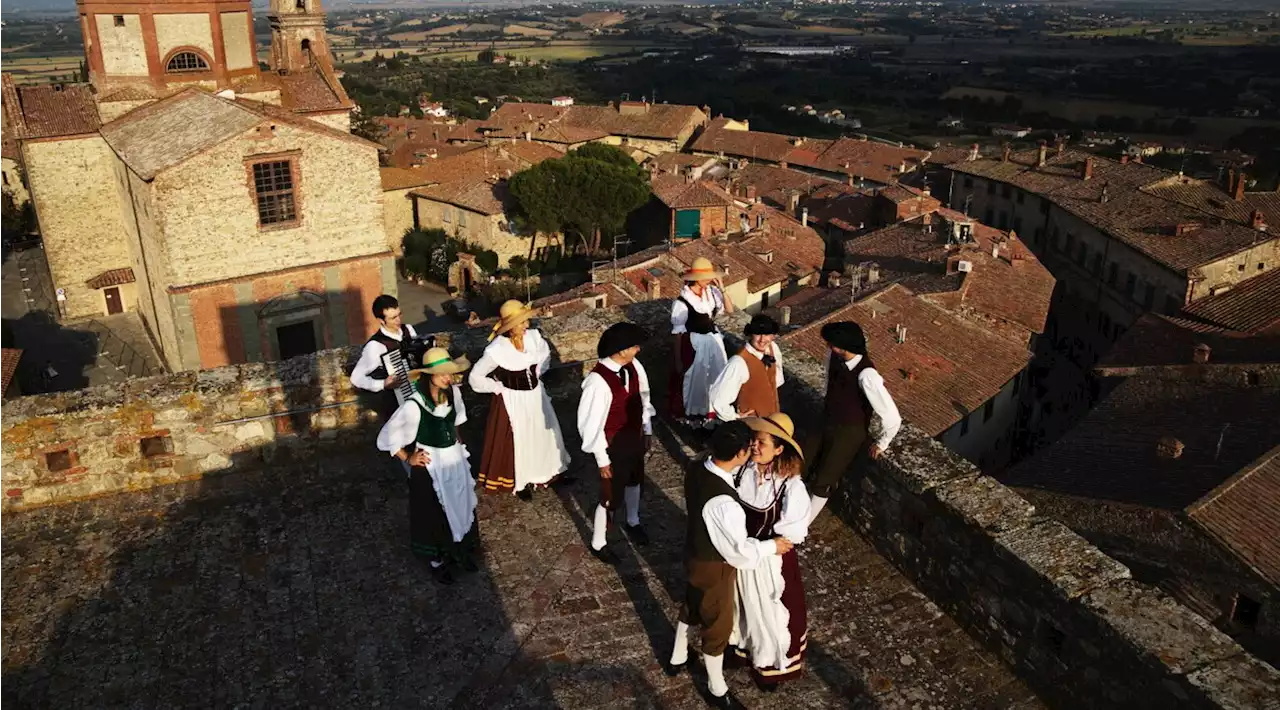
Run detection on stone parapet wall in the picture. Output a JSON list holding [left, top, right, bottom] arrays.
[[2, 302, 1276, 708]]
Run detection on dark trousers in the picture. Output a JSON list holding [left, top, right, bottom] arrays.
[[802, 422, 868, 498], [680, 559, 737, 656]]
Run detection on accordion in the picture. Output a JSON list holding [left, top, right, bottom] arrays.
[[381, 334, 435, 406]]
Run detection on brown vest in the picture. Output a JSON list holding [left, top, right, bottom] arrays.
[[685, 458, 742, 562], [734, 348, 780, 418]]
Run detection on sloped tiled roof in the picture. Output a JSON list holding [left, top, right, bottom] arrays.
[[1181, 268, 1280, 335], [407, 146, 556, 215], [274, 64, 351, 112], [785, 285, 1032, 436], [1002, 367, 1280, 510], [651, 176, 735, 210], [484, 101, 705, 142], [7, 82, 100, 139], [100, 90, 263, 180], [1188, 447, 1280, 586], [1099, 313, 1280, 372], [380, 166, 435, 191], [1, 348, 21, 398], [85, 267, 136, 289]]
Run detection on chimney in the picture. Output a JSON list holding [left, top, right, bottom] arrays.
[[1055, 139, 1065, 156], [1083, 156, 1094, 181], [407, 128, 417, 139], [1100, 183, 1110, 204], [867, 263, 881, 284], [1120, 155, 1129, 165], [1234, 172, 1246, 202], [648, 278, 661, 300], [992, 243, 1000, 259], [746, 185, 757, 202], [1192, 343, 1211, 364], [829, 272, 841, 288], [1252, 209, 1267, 231], [788, 191, 800, 215], [969, 143, 980, 161], [801, 208, 809, 226], [1002, 144, 1012, 163], [1036, 140, 1047, 167], [780, 306, 792, 326], [922, 211, 933, 226], [895, 324, 907, 344], [1227, 168, 1237, 193]]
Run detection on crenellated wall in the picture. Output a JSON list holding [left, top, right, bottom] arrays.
[[2, 301, 1277, 708]]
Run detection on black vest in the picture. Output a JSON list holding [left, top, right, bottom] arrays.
[[678, 296, 719, 335], [685, 458, 742, 562], [824, 354, 876, 428], [365, 325, 412, 381]]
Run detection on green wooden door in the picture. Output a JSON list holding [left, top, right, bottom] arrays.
[[675, 209, 701, 238]]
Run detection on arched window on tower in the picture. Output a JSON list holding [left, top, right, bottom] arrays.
[[166, 51, 209, 73], [295, 0, 306, 9], [301, 39, 312, 66]]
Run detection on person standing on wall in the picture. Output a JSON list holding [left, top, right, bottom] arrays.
[[375, 348, 480, 585], [469, 300, 572, 501], [708, 314, 784, 423], [670, 256, 734, 429], [577, 322, 656, 565], [667, 421, 793, 709], [803, 321, 902, 524], [350, 294, 420, 421]]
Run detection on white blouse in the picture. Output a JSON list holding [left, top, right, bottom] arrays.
[[468, 329, 553, 395], [735, 462, 811, 544], [701, 458, 779, 570], [349, 324, 420, 393], [825, 352, 904, 451], [670, 285, 724, 335], [376, 384, 468, 456]]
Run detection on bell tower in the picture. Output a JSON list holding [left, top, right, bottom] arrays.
[[269, 0, 331, 73]]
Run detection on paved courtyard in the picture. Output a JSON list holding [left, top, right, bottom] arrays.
[[1, 409, 1044, 709]]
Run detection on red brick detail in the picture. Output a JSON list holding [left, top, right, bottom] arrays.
[[6, 488, 24, 498]]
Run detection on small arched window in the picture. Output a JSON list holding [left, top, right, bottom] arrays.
[[166, 51, 209, 73]]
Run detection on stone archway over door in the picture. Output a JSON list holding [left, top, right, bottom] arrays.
[[258, 290, 329, 361]]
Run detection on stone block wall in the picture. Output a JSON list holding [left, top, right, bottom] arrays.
[[2, 302, 1276, 708]]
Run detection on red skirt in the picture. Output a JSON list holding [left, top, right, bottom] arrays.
[[666, 333, 697, 419], [735, 548, 807, 684], [476, 395, 516, 494]]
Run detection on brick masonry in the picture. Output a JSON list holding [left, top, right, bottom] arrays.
[[2, 302, 1278, 708]]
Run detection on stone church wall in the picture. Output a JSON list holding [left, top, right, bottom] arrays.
[[220, 11, 255, 70], [2, 303, 1277, 708]]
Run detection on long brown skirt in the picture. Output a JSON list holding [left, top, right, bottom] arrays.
[[476, 395, 517, 494]]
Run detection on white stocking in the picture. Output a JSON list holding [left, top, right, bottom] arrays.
[[808, 495, 829, 524], [591, 504, 609, 550], [624, 485, 641, 527], [704, 653, 728, 697], [669, 621, 690, 666]]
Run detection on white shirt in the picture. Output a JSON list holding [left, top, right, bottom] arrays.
[[577, 357, 656, 467], [376, 384, 468, 456], [350, 324, 420, 393], [701, 459, 778, 570], [827, 352, 903, 451], [735, 462, 810, 544], [468, 329, 552, 394], [708, 342, 785, 421], [671, 285, 724, 335]]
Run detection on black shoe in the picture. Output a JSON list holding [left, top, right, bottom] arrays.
[[753, 676, 778, 693], [702, 689, 743, 709], [516, 486, 533, 501], [460, 555, 479, 573], [623, 524, 650, 546], [549, 474, 577, 488], [663, 660, 686, 677], [430, 564, 454, 585], [590, 545, 621, 566]]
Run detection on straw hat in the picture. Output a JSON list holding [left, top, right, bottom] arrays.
[[409, 347, 471, 378], [489, 300, 537, 340], [742, 412, 804, 460], [681, 256, 723, 282]]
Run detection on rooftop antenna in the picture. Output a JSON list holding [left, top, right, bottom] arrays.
[[1215, 423, 1230, 462]]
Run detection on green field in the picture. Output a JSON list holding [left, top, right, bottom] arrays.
[[2, 55, 83, 84], [335, 42, 668, 65]]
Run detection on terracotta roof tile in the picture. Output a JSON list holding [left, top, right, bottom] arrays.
[[651, 176, 735, 209], [85, 268, 136, 289], [380, 166, 435, 191], [1099, 313, 1280, 372], [1, 348, 21, 398], [784, 285, 1031, 436], [484, 101, 705, 142], [10, 82, 100, 139], [1188, 448, 1280, 586], [407, 146, 555, 215], [1003, 367, 1280, 510], [1181, 268, 1280, 335]]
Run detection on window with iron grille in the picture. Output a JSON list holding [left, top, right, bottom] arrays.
[[252, 160, 297, 226], [166, 51, 209, 73]]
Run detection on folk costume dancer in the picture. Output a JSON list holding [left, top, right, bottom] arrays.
[[376, 348, 480, 585], [803, 321, 902, 524], [668, 422, 794, 709], [670, 257, 734, 427], [469, 300, 572, 500], [733, 413, 811, 690], [709, 314, 784, 422], [350, 294, 420, 421], [577, 322, 655, 565]]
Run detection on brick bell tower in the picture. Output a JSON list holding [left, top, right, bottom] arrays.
[[269, 0, 332, 73]]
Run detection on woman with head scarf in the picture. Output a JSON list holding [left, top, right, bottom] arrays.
[[376, 348, 480, 585], [669, 257, 735, 427], [469, 300, 572, 500], [732, 413, 811, 690]]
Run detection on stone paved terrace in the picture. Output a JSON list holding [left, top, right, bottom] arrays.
[[1, 405, 1044, 709]]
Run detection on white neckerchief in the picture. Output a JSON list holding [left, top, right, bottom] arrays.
[[680, 285, 718, 315], [843, 353, 863, 371]]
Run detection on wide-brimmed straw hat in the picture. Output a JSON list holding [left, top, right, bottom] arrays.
[[409, 347, 471, 378], [489, 300, 537, 340], [681, 256, 723, 282], [742, 412, 804, 460]]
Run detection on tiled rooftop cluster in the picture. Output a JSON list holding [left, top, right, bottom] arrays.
[[3, 304, 1276, 707], [480, 100, 708, 143]]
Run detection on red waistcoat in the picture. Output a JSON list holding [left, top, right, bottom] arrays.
[[592, 362, 643, 440]]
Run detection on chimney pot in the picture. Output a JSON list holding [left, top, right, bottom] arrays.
[[780, 306, 792, 326], [648, 279, 661, 299], [1083, 156, 1094, 181], [801, 208, 809, 226], [1037, 140, 1047, 167], [1251, 209, 1267, 231], [1002, 144, 1012, 162], [1193, 343, 1211, 364], [969, 143, 980, 161], [1234, 172, 1247, 201]]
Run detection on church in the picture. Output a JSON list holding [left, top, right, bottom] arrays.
[[1, 0, 393, 371]]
